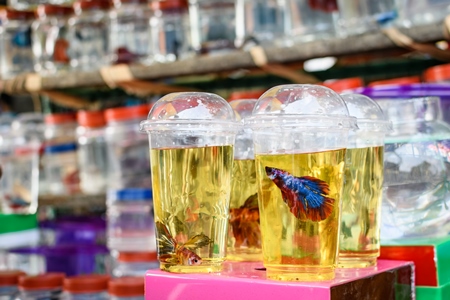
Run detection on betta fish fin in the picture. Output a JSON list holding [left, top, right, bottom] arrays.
[[183, 233, 212, 251], [279, 186, 308, 220], [241, 193, 258, 209], [299, 176, 334, 221], [156, 221, 177, 253]]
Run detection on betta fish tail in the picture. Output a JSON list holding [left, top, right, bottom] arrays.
[[307, 197, 335, 221]]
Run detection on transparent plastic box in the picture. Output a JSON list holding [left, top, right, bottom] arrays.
[[0, 9, 35, 79]]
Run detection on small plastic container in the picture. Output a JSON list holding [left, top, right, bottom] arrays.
[[423, 64, 450, 84], [67, 0, 111, 70], [150, 0, 192, 62], [16, 273, 65, 300], [32, 5, 74, 74], [62, 275, 110, 300], [7, 247, 46, 276], [235, 0, 287, 47], [76, 110, 108, 195], [108, 277, 144, 300], [107, 189, 156, 252], [0, 132, 40, 215], [336, 0, 397, 36], [396, 0, 450, 27], [322, 77, 364, 93], [112, 252, 158, 277], [109, 0, 153, 64], [0, 9, 35, 79], [189, 0, 235, 54], [43, 113, 79, 195], [0, 270, 26, 300], [368, 76, 421, 87], [104, 104, 152, 190], [286, 0, 338, 43]]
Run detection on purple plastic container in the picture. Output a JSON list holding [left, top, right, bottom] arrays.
[[352, 83, 450, 124]]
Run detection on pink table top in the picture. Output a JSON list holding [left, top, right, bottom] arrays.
[[145, 260, 414, 300]]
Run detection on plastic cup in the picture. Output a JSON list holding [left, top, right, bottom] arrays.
[[140, 92, 239, 273], [338, 94, 391, 268], [227, 99, 261, 262], [246, 84, 356, 281]]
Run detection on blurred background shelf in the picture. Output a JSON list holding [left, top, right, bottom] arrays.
[[39, 194, 106, 210], [0, 22, 445, 93]]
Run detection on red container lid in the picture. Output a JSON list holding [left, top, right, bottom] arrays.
[[227, 90, 265, 102], [369, 76, 421, 87], [151, 0, 188, 11], [114, 0, 148, 5], [117, 252, 158, 262], [104, 104, 151, 123], [0, 8, 35, 21], [423, 64, 450, 82], [0, 270, 26, 287], [73, 0, 111, 12], [64, 275, 110, 294], [77, 110, 106, 128], [19, 273, 65, 291], [108, 277, 144, 297], [45, 113, 77, 125], [36, 4, 74, 19], [322, 77, 364, 93]]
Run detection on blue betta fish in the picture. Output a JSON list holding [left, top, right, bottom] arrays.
[[265, 166, 334, 222]]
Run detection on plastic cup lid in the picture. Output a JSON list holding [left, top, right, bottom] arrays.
[[19, 273, 65, 290], [63, 275, 110, 293], [340, 94, 392, 131], [108, 189, 153, 202], [140, 92, 240, 132], [245, 84, 357, 130], [230, 99, 257, 122], [108, 277, 145, 297], [0, 270, 26, 287]]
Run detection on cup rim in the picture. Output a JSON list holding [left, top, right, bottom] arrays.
[[139, 119, 241, 133], [244, 114, 358, 130]]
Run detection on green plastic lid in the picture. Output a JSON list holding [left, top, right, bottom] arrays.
[[0, 214, 37, 234]]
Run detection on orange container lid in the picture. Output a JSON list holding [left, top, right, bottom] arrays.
[[117, 252, 158, 262], [73, 0, 111, 12], [45, 113, 77, 125], [322, 77, 364, 93], [0, 270, 26, 287], [227, 90, 266, 102], [423, 64, 450, 82], [19, 273, 65, 291], [36, 4, 74, 19], [151, 0, 188, 10], [104, 104, 152, 123], [369, 76, 421, 87], [63, 274, 110, 294], [77, 110, 106, 128], [108, 277, 144, 297]]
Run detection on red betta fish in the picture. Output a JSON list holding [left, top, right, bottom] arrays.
[[265, 166, 334, 222]]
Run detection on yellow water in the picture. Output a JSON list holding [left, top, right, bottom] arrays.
[[227, 159, 262, 262], [150, 145, 233, 273], [256, 149, 346, 281], [339, 146, 384, 268]]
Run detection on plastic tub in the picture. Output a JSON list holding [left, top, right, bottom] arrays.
[[76, 110, 108, 195], [107, 189, 156, 252], [104, 104, 152, 190]]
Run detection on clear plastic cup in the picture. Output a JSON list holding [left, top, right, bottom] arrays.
[[246, 84, 356, 281], [338, 94, 391, 268], [227, 99, 261, 262], [140, 92, 239, 273]]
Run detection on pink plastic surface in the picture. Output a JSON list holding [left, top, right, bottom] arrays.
[[145, 260, 413, 300]]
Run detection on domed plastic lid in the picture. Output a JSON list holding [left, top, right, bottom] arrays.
[[140, 92, 239, 132], [340, 94, 391, 131], [0, 270, 26, 286], [108, 277, 144, 297], [230, 99, 257, 121], [246, 84, 357, 130], [63, 275, 110, 293]]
